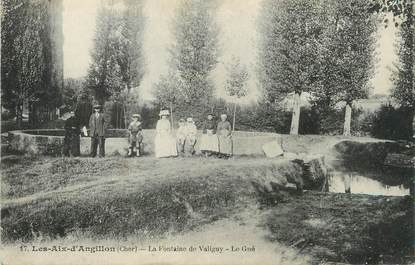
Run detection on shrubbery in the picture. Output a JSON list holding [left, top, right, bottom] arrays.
[[369, 105, 414, 140]]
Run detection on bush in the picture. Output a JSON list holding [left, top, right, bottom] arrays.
[[370, 105, 413, 140], [1, 110, 15, 121], [234, 103, 291, 133]]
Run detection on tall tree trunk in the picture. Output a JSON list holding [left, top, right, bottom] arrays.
[[16, 104, 23, 129], [290, 92, 301, 135], [232, 102, 237, 132], [123, 105, 128, 129], [343, 103, 352, 136]]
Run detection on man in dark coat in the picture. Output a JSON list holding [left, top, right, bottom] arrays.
[[89, 105, 106, 157], [63, 111, 81, 157]]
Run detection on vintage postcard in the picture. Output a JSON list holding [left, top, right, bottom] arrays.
[[1, 0, 414, 264]]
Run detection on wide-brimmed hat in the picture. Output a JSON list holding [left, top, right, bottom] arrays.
[[159, 109, 170, 116], [187, 117, 194, 123], [220, 113, 228, 118], [93, 104, 102, 110], [132, 114, 141, 118], [179, 118, 185, 123]]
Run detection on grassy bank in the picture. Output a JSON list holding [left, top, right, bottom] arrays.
[[1, 156, 305, 242], [1, 136, 412, 264], [262, 192, 413, 264]]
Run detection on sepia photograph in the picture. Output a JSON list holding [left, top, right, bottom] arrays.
[[0, 0, 414, 264]]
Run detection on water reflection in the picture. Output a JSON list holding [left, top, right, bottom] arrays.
[[329, 172, 409, 196]]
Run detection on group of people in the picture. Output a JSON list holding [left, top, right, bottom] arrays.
[[62, 104, 107, 158], [153, 110, 233, 158], [62, 105, 233, 159]]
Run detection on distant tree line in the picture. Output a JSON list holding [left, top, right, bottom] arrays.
[[2, 0, 412, 139]]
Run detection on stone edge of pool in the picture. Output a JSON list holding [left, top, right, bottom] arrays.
[[7, 129, 281, 156]]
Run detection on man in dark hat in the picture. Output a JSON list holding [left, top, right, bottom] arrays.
[[89, 104, 106, 157], [62, 110, 81, 157]]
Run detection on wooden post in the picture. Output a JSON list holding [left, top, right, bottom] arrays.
[[344, 173, 351, 194], [232, 102, 237, 132], [170, 102, 174, 129], [343, 103, 352, 136], [290, 92, 301, 135]]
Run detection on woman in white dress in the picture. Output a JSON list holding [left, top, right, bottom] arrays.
[[154, 110, 178, 158]]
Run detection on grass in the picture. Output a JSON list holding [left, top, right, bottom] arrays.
[[263, 192, 413, 264], [1, 137, 412, 264], [1, 156, 305, 242]]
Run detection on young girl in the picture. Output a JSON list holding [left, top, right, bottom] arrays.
[[176, 118, 186, 154], [184, 117, 197, 156], [128, 114, 143, 157]]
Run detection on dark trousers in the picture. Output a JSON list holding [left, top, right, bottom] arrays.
[[90, 136, 105, 157], [63, 135, 80, 157]]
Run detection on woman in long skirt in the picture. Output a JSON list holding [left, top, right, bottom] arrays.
[[217, 114, 233, 158], [199, 113, 219, 156], [154, 110, 177, 158]]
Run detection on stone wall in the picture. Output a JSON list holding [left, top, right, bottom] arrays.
[[8, 129, 281, 156]]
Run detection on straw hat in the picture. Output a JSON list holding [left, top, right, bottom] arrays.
[[187, 117, 194, 123], [132, 114, 141, 119], [93, 104, 102, 110], [159, 109, 170, 116]]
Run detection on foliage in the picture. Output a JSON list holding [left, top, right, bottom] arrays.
[[164, 0, 219, 119], [225, 56, 249, 99], [317, 0, 377, 107], [228, 102, 291, 133], [369, 104, 413, 140], [1, 0, 62, 127], [86, 0, 145, 104], [153, 70, 185, 112], [257, 0, 325, 104], [62, 78, 85, 113], [369, 0, 414, 27], [225, 56, 249, 130], [85, 5, 124, 103], [117, 0, 145, 91], [390, 3, 414, 110]]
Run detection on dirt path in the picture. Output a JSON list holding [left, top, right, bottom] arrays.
[[1, 205, 312, 265]]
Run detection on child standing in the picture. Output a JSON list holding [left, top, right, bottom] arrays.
[[184, 117, 197, 156], [128, 114, 143, 157], [176, 118, 186, 155]]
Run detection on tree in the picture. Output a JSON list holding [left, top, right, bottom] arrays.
[[258, 0, 325, 135], [391, 2, 414, 111], [117, 0, 145, 92], [225, 56, 249, 131], [86, 0, 145, 126], [1, 0, 62, 128], [62, 78, 84, 112], [369, 0, 414, 27], [168, 0, 219, 120], [85, 4, 123, 104], [153, 70, 186, 127], [318, 0, 377, 136]]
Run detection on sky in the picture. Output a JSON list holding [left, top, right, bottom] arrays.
[[62, 0, 398, 101]]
